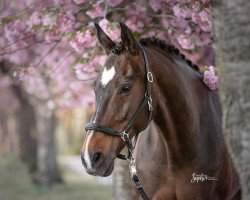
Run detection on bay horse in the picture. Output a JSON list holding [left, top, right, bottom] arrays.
[[80, 22, 241, 200]]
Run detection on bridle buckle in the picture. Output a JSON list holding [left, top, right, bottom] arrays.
[[121, 131, 129, 142], [147, 72, 153, 82]]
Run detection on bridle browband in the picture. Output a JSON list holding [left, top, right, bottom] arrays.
[[85, 43, 153, 200]]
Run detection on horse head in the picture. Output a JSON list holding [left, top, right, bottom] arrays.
[[81, 23, 156, 176]]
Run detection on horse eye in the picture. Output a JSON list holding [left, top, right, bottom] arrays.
[[121, 84, 132, 93]]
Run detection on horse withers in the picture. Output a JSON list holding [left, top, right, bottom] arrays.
[[80, 22, 241, 200]]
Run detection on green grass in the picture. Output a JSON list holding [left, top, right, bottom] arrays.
[[0, 157, 112, 200]]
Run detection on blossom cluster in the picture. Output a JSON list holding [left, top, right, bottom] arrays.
[[203, 66, 219, 90], [69, 30, 96, 52], [0, 0, 214, 110]]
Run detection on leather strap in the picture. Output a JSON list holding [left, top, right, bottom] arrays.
[[85, 123, 122, 137], [132, 174, 150, 200]]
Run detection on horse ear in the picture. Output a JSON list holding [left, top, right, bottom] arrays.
[[94, 23, 116, 55], [119, 22, 139, 55]]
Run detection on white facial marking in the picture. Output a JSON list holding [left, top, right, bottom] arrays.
[[84, 131, 93, 169], [101, 66, 116, 87], [84, 96, 102, 169]]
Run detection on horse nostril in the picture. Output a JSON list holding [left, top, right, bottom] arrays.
[[91, 151, 102, 166]]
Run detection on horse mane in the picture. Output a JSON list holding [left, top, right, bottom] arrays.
[[111, 36, 199, 72]]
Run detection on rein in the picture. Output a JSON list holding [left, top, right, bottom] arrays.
[[85, 43, 153, 200]]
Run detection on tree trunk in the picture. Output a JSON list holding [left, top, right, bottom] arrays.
[[0, 109, 9, 155], [211, 1, 250, 199], [113, 148, 137, 200], [1, 62, 37, 172], [15, 96, 37, 173], [34, 103, 62, 185]]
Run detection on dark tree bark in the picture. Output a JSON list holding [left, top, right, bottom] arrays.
[[13, 86, 37, 172], [211, 1, 250, 199], [13, 85, 37, 173], [0, 109, 8, 154], [34, 103, 62, 185], [0, 62, 37, 172]]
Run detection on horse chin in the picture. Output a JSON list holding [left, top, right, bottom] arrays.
[[88, 158, 115, 177], [102, 160, 114, 177]]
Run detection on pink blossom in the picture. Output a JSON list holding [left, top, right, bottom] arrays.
[[80, 29, 96, 47], [56, 11, 75, 32], [73, 0, 90, 4], [150, 0, 162, 12], [199, 10, 211, 22], [76, 55, 106, 76], [45, 27, 62, 43], [98, 19, 120, 42], [200, 21, 212, 32], [191, 12, 201, 23], [177, 34, 194, 50], [203, 66, 218, 90], [177, 0, 192, 3], [70, 38, 82, 52], [107, 28, 120, 42], [125, 16, 145, 33], [53, 0, 71, 7], [124, 4, 151, 31], [42, 14, 54, 27], [8, 50, 30, 65], [86, 5, 105, 19], [69, 30, 96, 52], [201, 0, 209, 4], [28, 11, 43, 27], [173, 5, 191, 18], [4, 20, 30, 42], [191, 9, 212, 32], [99, 19, 110, 33], [107, 0, 123, 7], [198, 10, 212, 32], [192, 1, 200, 12], [74, 55, 106, 80], [126, 4, 147, 16]]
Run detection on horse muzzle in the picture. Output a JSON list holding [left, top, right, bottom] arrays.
[[81, 150, 115, 177]]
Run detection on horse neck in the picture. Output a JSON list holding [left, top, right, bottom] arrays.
[[146, 47, 219, 168]]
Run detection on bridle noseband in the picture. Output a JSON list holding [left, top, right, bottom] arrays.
[[85, 43, 153, 200]]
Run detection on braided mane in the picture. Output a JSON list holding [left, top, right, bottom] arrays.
[[111, 36, 199, 72]]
